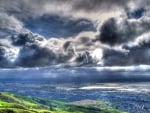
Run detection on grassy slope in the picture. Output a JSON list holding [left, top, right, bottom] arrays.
[[0, 92, 126, 113]]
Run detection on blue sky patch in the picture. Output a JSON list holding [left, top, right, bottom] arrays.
[[127, 8, 145, 19], [24, 14, 96, 38]]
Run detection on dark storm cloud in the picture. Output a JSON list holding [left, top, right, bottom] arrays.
[[97, 17, 150, 45], [124, 35, 150, 65], [16, 44, 57, 67], [97, 18, 120, 46], [102, 37, 150, 66], [11, 32, 45, 46], [0, 32, 57, 67], [102, 49, 128, 66], [10, 32, 57, 67]]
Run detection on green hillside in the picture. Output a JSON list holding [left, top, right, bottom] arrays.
[[0, 92, 126, 113]]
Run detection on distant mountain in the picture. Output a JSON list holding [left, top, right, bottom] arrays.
[[0, 92, 125, 113]]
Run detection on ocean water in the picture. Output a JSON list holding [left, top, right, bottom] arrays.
[[0, 66, 150, 113]]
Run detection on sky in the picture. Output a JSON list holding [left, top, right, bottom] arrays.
[[0, 0, 150, 68]]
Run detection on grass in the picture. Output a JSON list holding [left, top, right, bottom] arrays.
[[0, 92, 126, 113]]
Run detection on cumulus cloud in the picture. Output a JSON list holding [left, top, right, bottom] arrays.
[[0, 31, 103, 67]]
